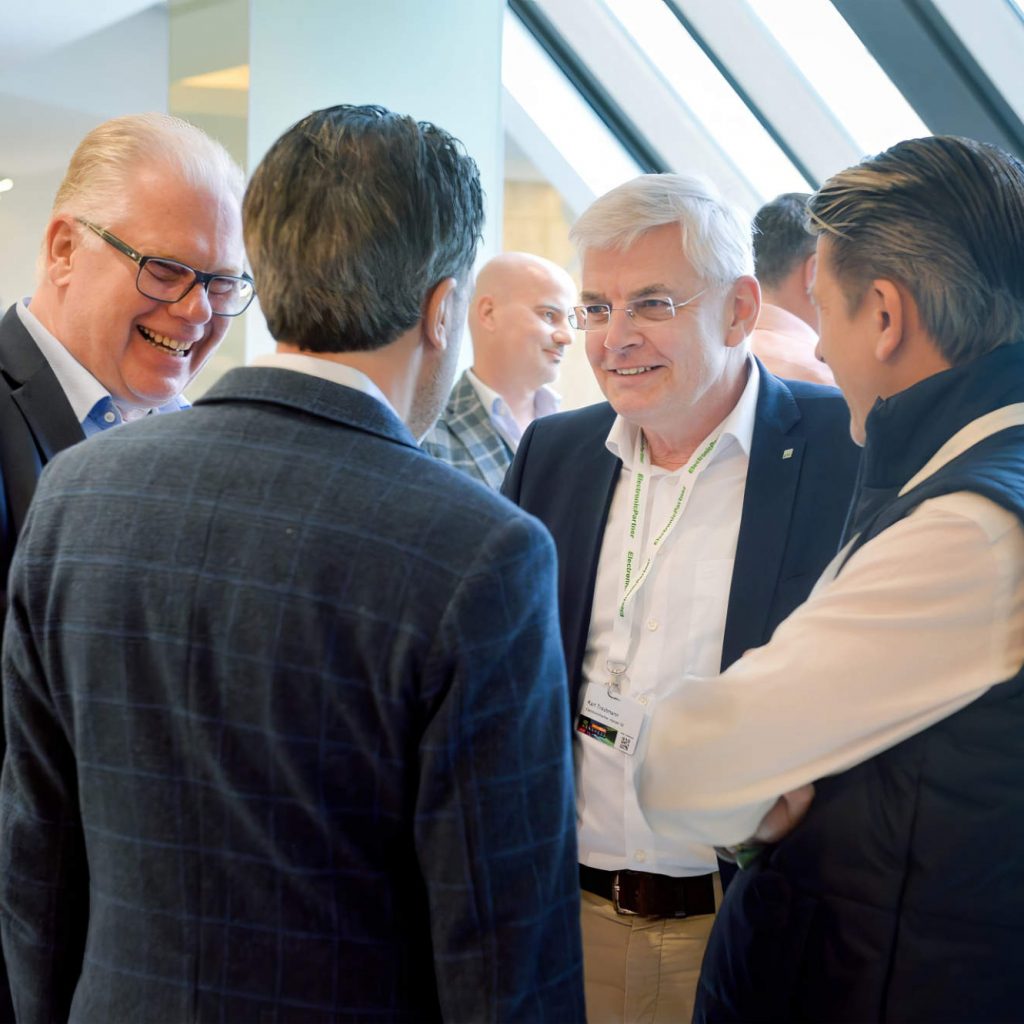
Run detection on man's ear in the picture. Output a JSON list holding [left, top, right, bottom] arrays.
[[801, 253, 817, 294], [44, 216, 77, 288], [475, 293, 496, 331], [725, 275, 761, 348], [423, 277, 459, 353], [872, 279, 905, 364]]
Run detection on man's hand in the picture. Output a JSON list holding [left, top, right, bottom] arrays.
[[752, 784, 815, 844]]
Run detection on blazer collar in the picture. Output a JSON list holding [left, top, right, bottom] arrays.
[[0, 304, 86, 461], [195, 366, 421, 451], [720, 363, 806, 669]]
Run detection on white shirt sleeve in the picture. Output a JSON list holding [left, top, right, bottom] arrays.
[[639, 491, 1024, 847]]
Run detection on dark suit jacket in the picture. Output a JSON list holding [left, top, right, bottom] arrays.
[[0, 303, 83, 1024], [0, 304, 85, 612], [0, 367, 585, 1023], [502, 366, 861, 712]]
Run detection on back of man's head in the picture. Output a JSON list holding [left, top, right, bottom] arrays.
[[809, 135, 1024, 365], [569, 172, 753, 283], [752, 193, 815, 289], [244, 105, 484, 354]]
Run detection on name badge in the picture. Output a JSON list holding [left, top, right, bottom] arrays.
[[576, 681, 647, 756]]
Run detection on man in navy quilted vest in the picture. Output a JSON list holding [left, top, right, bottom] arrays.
[[638, 135, 1024, 1023]]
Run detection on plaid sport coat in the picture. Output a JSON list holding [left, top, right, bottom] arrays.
[[421, 370, 513, 490], [1, 367, 585, 1023]]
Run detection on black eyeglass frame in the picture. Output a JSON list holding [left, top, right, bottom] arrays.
[[76, 217, 256, 317]]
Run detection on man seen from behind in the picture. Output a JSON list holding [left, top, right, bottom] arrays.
[[0, 105, 584, 1023]]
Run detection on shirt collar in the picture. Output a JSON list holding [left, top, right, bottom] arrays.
[[249, 351, 399, 419], [606, 356, 761, 471], [17, 298, 187, 426], [466, 367, 562, 422], [17, 298, 113, 424]]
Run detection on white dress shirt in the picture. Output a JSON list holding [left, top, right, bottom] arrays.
[[249, 352, 398, 417], [640, 403, 1024, 848], [466, 368, 560, 450], [576, 360, 760, 876]]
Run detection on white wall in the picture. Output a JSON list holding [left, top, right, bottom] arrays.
[[0, 7, 169, 307], [245, 0, 505, 359]]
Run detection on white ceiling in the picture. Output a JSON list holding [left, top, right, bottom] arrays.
[[0, 0, 160, 70]]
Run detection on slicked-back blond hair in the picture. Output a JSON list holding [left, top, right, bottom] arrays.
[[808, 135, 1024, 365]]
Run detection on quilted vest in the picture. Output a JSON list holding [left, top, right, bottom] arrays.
[[696, 342, 1024, 1023]]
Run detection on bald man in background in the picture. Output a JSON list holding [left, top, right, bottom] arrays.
[[422, 252, 576, 488]]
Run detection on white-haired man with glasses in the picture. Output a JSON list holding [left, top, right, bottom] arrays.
[[503, 173, 860, 1022], [0, 112, 248, 617]]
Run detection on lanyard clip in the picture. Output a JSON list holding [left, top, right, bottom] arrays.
[[606, 661, 626, 697]]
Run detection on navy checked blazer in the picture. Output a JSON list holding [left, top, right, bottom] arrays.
[[0, 367, 585, 1023], [421, 370, 513, 489]]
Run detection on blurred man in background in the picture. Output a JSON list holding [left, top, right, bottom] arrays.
[[750, 192, 833, 385], [423, 251, 575, 488]]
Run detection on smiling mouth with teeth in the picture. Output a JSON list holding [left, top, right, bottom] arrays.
[[138, 325, 194, 357], [613, 366, 656, 375]]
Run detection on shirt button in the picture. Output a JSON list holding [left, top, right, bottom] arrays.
[[103, 410, 116, 424], [634, 849, 647, 863], [647, 619, 659, 631], [638, 695, 649, 706]]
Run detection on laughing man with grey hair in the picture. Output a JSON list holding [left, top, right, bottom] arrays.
[[502, 172, 859, 1022]]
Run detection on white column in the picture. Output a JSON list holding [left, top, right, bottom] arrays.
[[246, 0, 504, 359]]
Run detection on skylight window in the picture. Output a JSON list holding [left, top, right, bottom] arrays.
[[600, 0, 811, 197], [744, 0, 930, 157], [502, 9, 642, 198], [931, 0, 1024, 125]]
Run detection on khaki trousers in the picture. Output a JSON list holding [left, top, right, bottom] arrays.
[[579, 875, 722, 1024]]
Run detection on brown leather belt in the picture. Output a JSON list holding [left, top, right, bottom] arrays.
[[579, 864, 716, 918]]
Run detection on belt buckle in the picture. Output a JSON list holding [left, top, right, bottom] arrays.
[[611, 872, 640, 916]]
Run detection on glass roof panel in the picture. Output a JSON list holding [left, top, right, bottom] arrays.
[[931, 0, 1024, 126], [502, 9, 642, 198], [601, 0, 811, 196], [744, 0, 930, 157]]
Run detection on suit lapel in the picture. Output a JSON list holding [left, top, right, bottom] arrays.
[[720, 370, 803, 670], [562, 425, 620, 703], [0, 308, 85, 533], [447, 375, 512, 474], [11, 368, 86, 463]]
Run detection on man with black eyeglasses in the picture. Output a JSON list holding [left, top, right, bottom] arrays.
[[503, 172, 860, 1023], [0, 112, 248, 619]]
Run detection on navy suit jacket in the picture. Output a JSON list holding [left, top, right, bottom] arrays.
[[502, 366, 861, 713], [1, 367, 585, 1023], [0, 304, 85, 616]]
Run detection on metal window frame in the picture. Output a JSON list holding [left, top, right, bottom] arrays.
[[833, 0, 1024, 159]]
